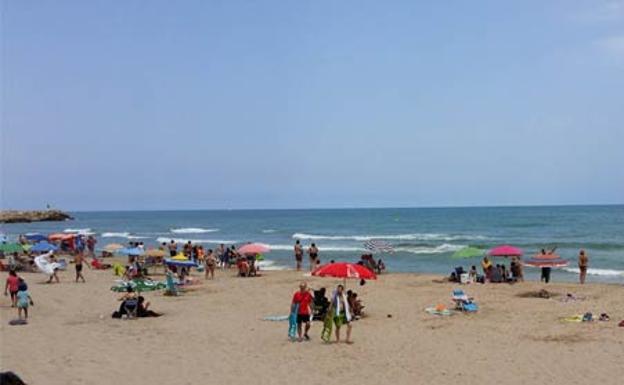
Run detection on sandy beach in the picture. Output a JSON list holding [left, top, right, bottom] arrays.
[[1, 266, 623, 385]]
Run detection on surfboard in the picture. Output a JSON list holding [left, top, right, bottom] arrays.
[[288, 304, 299, 340]]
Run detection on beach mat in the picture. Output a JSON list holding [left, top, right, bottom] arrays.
[[8, 319, 28, 326], [263, 315, 289, 321], [425, 307, 452, 316]]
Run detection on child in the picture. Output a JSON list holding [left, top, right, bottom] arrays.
[[4, 270, 20, 307], [16, 280, 34, 320], [468, 265, 477, 283]]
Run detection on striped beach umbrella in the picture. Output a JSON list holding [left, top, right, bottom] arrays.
[[363, 239, 394, 253], [524, 253, 569, 268]]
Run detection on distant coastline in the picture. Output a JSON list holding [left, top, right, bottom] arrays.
[[0, 210, 73, 224]]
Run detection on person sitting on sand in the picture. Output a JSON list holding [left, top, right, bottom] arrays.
[[16, 280, 33, 320], [578, 249, 588, 284], [237, 255, 250, 277], [137, 296, 161, 317], [347, 290, 364, 319], [4, 270, 20, 307], [291, 282, 313, 341], [468, 265, 477, 283], [331, 284, 353, 343]]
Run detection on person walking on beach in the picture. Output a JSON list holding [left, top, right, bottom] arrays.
[[16, 280, 34, 320], [331, 284, 353, 344], [294, 240, 303, 271], [308, 243, 319, 271], [74, 252, 87, 283], [4, 270, 20, 307], [46, 253, 61, 284], [578, 249, 589, 284], [291, 282, 313, 342]]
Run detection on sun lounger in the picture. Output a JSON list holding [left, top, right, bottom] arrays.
[[452, 289, 478, 312]]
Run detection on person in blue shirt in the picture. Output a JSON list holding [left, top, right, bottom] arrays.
[[16, 280, 34, 320]]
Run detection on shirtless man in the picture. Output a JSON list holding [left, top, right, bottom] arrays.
[[294, 240, 303, 271], [74, 252, 87, 283], [578, 249, 589, 284]]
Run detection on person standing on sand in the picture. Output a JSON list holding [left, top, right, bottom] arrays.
[[578, 249, 588, 284], [481, 257, 492, 282], [46, 253, 60, 284], [168, 240, 177, 257], [74, 252, 87, 283], [86, 236, 96, 257], [291, 282, 313, 342], [294, 240, 303, 271], [217, 244, 225, 268], [308, 243, 319, 271], [331, 284, 353, 344], [205, 249, 217, 279], [16, 280, 34, 320]]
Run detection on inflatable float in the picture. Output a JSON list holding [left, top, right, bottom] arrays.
[[34, 252, 62, 275]]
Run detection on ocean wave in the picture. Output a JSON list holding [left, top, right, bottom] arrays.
[[257, 260, 289, 271], [292, 232, 489, 242], [267, 244, 363, 252], [64, 228, 94, 235], [396, 243, 465, 254], [262, 229, 277, 233], [170, 228, 219, 234], [563, 268, 624, 277], [156, 237, 238, 245], [101, 232, 149, 239]]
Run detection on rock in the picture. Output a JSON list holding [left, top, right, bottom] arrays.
[[0, 210, 73, 224]]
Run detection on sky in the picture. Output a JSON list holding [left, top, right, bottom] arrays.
[[1, 0, 623, 211]]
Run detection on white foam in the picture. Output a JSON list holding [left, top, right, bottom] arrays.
[[292, 232, 488, 242], [170, 228, 219, 234], [63, 228, 94, 235], [156, 237, 238, 245], [102, 232, 130, 238], [396, 243, 465, 254], [257, 260, 289, 271], [563, 268, 624, 277], [262, 229, 277, 233], [267, 244, 363, 252]]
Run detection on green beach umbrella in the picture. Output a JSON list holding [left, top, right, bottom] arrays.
[[452, 247, 484, 259], [0, 243, 25, 253]]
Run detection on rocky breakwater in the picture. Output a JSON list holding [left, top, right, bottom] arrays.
[[0, 210, 74, 223]]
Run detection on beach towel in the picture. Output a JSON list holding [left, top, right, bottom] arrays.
[[331, 291, 352, 322], [425, 305, 452, 316], [561, 315, 583, 323], [321, 313, 333, 342], [8, 319, 28, 326]]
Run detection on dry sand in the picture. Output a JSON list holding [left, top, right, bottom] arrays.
[[1, 266, 623, 385]]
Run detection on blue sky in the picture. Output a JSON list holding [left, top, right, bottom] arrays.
[[2, 0, 623, 210]]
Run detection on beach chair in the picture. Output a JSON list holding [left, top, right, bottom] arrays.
[[452, 289, 478, 312]]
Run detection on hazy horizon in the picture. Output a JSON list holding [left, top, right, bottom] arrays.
[[2, 1, 623, 211]]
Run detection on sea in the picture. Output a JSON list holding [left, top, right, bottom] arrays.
[[2, 205, 623, 283]]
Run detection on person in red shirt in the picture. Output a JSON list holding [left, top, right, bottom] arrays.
[[291, 282, 313, 341], [4, 270, 20, 307]]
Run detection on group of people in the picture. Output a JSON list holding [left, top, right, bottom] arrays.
[[291, 282, 362, 343], [293, 240, 320, 271]]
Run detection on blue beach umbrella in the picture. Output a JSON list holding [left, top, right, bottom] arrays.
[[30, 241, 59, 252], [25, 233, 48, 243]]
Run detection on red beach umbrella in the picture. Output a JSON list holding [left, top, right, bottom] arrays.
[[312, 262, 377, 281], [524, 253, 569, 268], [238, 243, 271, 255], [488, 245, 523, 257]]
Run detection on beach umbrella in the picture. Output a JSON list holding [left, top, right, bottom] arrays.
[[25, 233, 47, 242], [0, 234, 7, 243], [312, 262, 377, 286], [0, 243, 24, 253], [145, 249, 166, 258], [164, 257, 198, 268], [524, 253, 569, 268], [30, 241, 59, 253], [363, 239, 394, 253], [238, 243, 271, 255], [104, 243, 125, 252], [118, 247, 144, 256], [452, 246, 484, 259], [488, 245, 523, 257]]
